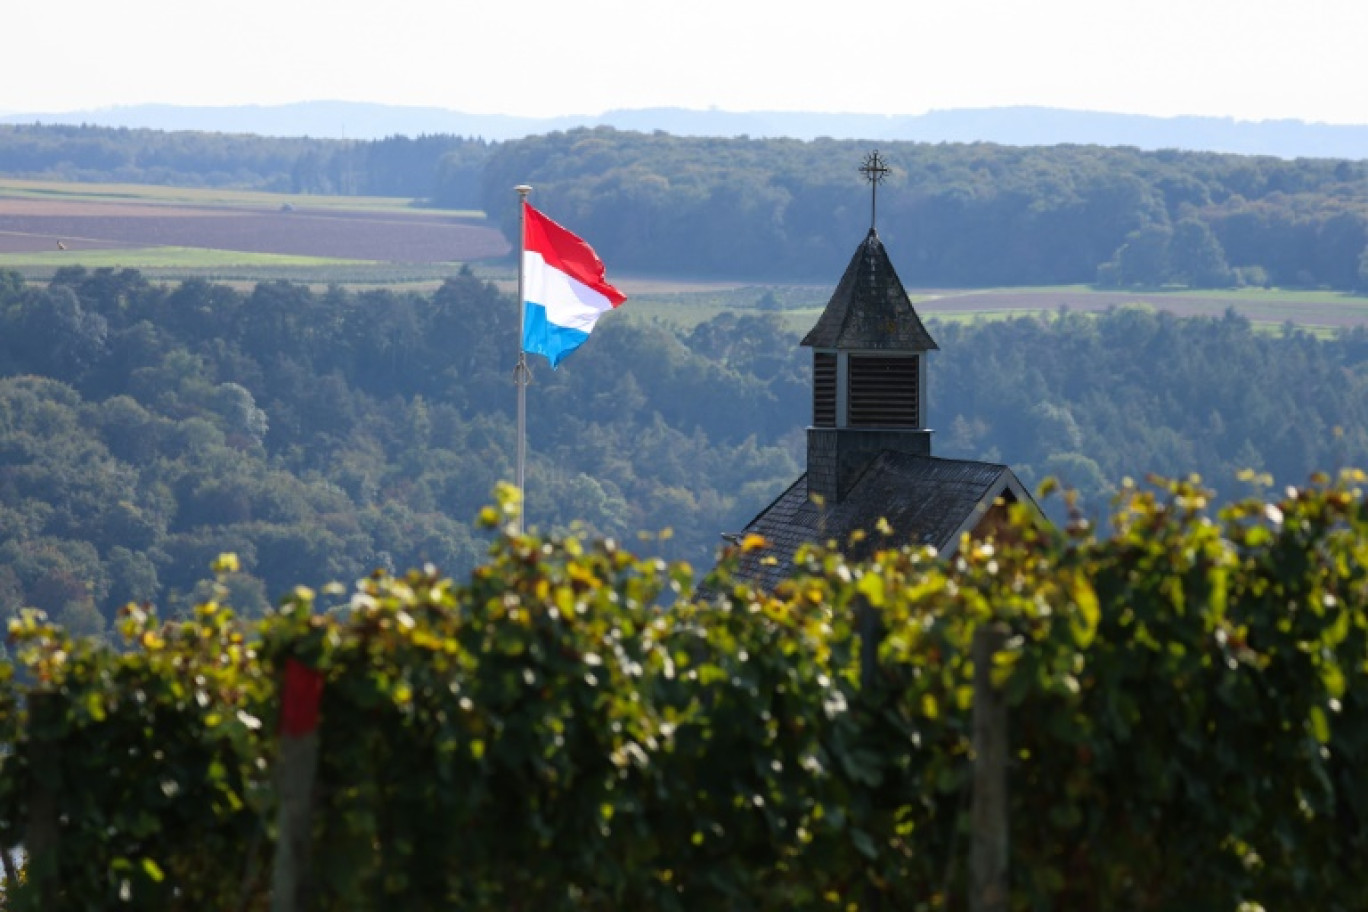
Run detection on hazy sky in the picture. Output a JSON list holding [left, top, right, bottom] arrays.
[[7, 0, 1366, 123]]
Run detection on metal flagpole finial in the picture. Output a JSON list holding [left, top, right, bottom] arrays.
[[859, 150, 890, 232]]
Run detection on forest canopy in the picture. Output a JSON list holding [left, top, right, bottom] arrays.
[[1, 265, 1366, 632], [0, 123, 490, 202], [479, 129, 1368, 289]]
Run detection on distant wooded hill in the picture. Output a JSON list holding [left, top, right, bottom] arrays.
[[0, 123, 490, 204], [4, 123, 1368, 291], [478, 130, 1368, 289], [6, 102, 1368, 159]]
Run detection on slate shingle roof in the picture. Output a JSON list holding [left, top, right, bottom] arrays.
[[800, 229, 938, 352], [733, 452, 1024, 591]]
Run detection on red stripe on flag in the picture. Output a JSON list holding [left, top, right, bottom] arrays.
[[523, 201, 626, 307]]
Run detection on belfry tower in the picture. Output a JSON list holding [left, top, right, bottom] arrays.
[[802, 215, 939, 503]]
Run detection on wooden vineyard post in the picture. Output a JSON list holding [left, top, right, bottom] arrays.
[[24, 691, 62, 911], [271, 659, 325, 912], [857, 595, 881, 692], [970, 624, 1009, 912], [857, 593, 883, 910]]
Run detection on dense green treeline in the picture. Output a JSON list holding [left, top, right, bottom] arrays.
[[933, 307, 1368, 510], [479, 128, 1368, 289], [2, 261, 1367, 632], [6, 123, 1368, 290]]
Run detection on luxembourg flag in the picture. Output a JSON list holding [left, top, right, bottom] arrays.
[[521, 201, 626, 368]]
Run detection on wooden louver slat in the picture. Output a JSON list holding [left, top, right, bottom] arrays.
[[848, 354, 919, 427], [813, 353, 836, 427]]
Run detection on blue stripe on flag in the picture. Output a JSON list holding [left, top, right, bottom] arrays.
[[523, 301, 590, 369]]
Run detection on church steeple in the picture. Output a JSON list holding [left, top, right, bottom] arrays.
[[802, 152, 938, 504], [727, 150, 1044, 589]]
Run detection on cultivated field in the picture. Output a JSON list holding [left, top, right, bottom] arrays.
[[0, 179, 510, 280]]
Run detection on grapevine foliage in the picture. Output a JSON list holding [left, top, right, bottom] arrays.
[[2, 474, 1368, 911]]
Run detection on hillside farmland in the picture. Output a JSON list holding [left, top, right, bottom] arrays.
[[0, 187, 509, 263]]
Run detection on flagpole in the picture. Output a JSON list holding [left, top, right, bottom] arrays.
[[514, 184, 532, 535]]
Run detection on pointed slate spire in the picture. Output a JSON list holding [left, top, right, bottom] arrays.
[[801, 228, 938, 352]]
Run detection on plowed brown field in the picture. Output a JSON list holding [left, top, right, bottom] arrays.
[[0, 197, 510, 263]]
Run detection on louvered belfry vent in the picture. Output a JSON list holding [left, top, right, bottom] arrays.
[[848, 354, 919, 427], [813, 352, 836, 426]]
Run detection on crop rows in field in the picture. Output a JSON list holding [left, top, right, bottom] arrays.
[[0, 197, 510, 264]]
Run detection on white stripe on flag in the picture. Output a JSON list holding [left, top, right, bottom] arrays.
[[523, 250, 615, 333]]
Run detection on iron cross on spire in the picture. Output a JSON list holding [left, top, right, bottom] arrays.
[[859, 150, 890, 231]]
